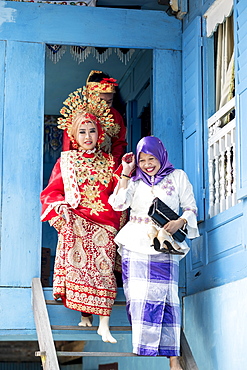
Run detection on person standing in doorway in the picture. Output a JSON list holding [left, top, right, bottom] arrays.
[[41, 91, 126, 344]]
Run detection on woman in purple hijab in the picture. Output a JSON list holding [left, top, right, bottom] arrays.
[[132, 136, 175, 186], [109, 136, 199, 369]]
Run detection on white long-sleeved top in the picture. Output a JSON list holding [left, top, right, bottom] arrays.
[[108, 169, 199, 258]]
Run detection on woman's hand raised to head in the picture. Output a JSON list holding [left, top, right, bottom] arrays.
[[122, 152, 136, 176]]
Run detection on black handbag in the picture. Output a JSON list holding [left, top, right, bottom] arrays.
[[148, 197, 187, 242]]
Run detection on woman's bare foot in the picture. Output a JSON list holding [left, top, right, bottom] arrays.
[[169, 356, 183, 370], [78, 315, 93, 327], [97, 315, 117, 343]]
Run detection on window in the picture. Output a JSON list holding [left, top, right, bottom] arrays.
[[204, 1, 236, 217]]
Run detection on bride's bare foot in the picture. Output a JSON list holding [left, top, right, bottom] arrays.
[[78, 315, 93, 327], [97, 315, 117, 344], [169, 356, 183, 370]]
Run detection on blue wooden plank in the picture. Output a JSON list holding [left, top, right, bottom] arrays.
[[188, 234, 204, 270], [184, 276, 247, 370], [153, 48, 183, 169], [236, 89, 247, 198], [182, 18, 202, 130], [235, 0, 247, 24], [182, 16, 204, 222], [235, 0, 247, 198], [0, 287, 35, 330], [182, 17, 207, 297], [84, 338, 170, 370], [0, 41, 45, 286], [187, 246, 247, 295], [152, 48, 187, 298], [0, 1, 181, 50], [183, 125, 204, 220], [207, 214, 243, 262], [186, 202, 246, 295], [0, 41, 6, 252]]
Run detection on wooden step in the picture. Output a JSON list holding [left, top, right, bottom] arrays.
[[46, 300, 126, 306], [33, 278, 199, 369], [36, 351, 167, 358], [57, 351, 137, 357], [51, 325, 131, 331], [57, 351, 167, 357]]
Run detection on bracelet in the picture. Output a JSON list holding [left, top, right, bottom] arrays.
[[121, 173, 131, 179], [180, 218, 187, 226]]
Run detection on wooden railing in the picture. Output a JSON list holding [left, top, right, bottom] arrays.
[[32, 278, 60, 370], [208, 97, 237, 217]]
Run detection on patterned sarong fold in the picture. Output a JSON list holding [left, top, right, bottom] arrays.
[[53, 213, 117, 316], [122, 249, 181, 356]]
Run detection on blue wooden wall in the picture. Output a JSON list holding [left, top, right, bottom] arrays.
[[181, 0, 247, 296], [181, 0, 247, 369]]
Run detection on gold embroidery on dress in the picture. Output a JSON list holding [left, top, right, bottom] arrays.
[[68, 238, 87, 269], [49, 216, 66, 233], [95, 249, 112, 276], [74, 151, 114, 215], [73, 217, 87, 237], [92, 228, 109, 247]]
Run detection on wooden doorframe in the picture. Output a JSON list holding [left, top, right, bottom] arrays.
[[0, 2, 183, 325]]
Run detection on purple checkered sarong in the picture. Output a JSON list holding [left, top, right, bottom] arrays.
[[122, 248, 181, 357]]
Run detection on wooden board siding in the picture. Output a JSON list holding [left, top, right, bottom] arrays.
[[0, 41, 45, 286], [0, 2, 181, 50]]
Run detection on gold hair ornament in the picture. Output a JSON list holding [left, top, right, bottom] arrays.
[[57, 88, 118, 148]]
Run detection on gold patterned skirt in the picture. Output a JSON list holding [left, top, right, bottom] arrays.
[[53, 213, 117, 316]]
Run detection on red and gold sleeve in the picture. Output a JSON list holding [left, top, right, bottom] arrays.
[[40, 159, 66, 222]]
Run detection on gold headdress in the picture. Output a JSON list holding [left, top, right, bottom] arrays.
[[85, 70, 118, 94], [58, 88, 117, 149]]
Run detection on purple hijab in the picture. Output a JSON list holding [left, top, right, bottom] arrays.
[[132, 136, 175, 186]]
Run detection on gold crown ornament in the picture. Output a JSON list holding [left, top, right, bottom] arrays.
[[57, 88, 119, 149]]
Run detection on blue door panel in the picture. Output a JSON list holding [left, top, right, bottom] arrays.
[[153, 48, 183, 168], [207, 214, 242, 262], [182, 16, 204, 221], [0, 41, 45, 286], [183, 126, 203, 215]]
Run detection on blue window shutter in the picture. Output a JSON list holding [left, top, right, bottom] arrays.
[[182, 16, 204, 221], [235, 0, 247, 199]]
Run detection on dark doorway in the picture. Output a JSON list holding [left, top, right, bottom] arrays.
[[41, 46, 153, 286], [99, 363, 118, 370]]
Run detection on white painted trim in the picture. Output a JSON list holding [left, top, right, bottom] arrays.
[[204, 0, 233, 37]]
